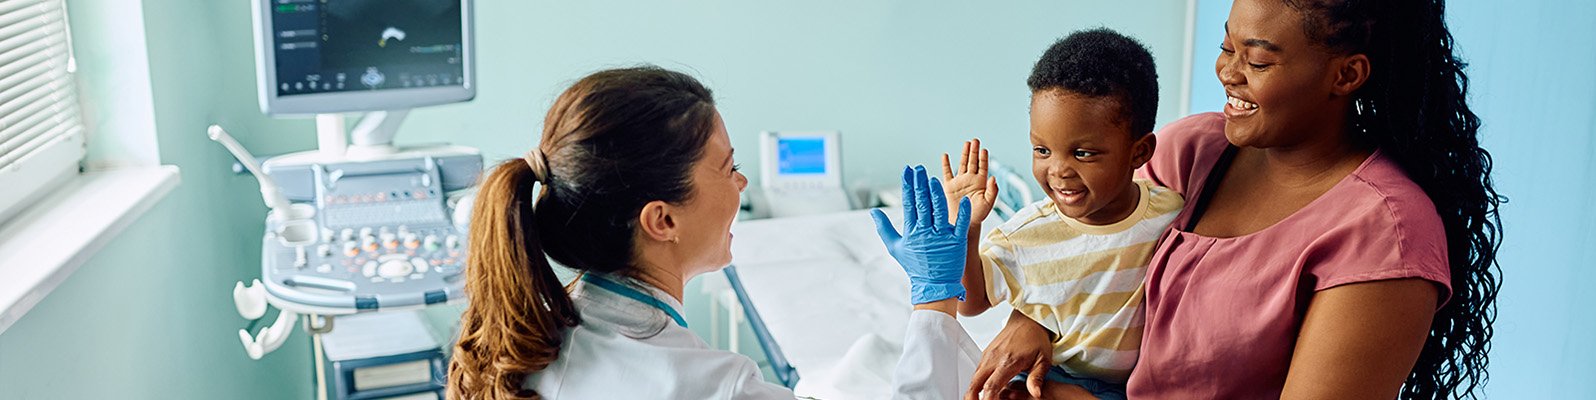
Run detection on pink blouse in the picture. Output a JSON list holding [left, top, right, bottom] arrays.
[[1127, 113, 1453, 398]]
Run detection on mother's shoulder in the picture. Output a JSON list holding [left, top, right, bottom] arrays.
[[1344, 151, 1443, 228], [1296, 151, 1450, 296], [1143, 113, 1230, 195], [1302, 150, 1446, 265], [1155, 112, 1229, 151]]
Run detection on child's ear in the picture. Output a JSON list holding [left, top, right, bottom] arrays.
[[636, 200, 678, 243], [1130, 133, 1157, 169]]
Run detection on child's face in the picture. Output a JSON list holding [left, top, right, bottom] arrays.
[[1029, 90, 1155, 226]]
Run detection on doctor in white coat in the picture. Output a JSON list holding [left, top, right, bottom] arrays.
[[445, 66, 981, 400]]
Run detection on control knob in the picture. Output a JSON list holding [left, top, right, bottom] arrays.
[[378, 259, 414, 278]]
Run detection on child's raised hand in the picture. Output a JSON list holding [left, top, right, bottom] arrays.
[[941, 138, 1000, 225]]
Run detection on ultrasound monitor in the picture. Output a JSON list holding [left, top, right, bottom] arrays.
[[253, 0, 475, 115], [777, 138, 828, 175]]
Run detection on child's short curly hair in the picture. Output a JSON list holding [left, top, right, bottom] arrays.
[[1027, 28, 1159, 137]]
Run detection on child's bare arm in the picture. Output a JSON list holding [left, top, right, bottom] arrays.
[[944, 139, 1002, 316], [958, 227, 993, 316]]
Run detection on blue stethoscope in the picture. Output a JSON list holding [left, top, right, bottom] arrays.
[[581, 273, 688, 328]]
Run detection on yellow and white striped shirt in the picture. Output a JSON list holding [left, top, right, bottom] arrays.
[[979, 179, 1183, 383]]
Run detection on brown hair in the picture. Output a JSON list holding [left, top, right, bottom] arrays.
[[446, 66, 718, 399]]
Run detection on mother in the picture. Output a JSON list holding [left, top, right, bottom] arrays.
[[972, 0, 1503, 398]]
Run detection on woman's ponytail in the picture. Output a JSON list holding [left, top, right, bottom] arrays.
[[447, 65, 719, 398], [447, 159, 578, 400]]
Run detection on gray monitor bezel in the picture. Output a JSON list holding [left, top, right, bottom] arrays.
[[252, 0, 476, 116]]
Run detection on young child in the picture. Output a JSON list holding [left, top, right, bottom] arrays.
[[942, 28, 1181, 399]]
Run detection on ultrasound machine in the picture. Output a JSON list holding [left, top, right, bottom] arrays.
[[212, 1, 478, 398]]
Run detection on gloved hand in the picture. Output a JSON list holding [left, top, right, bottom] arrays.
[[871, 165, 972, 304]]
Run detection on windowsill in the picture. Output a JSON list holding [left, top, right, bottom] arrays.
[[0, 165, 180, 335]]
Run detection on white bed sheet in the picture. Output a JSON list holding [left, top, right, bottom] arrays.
[[728, 208, 1011, 400]]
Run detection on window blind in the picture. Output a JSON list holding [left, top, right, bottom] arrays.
[[0, 0, 85, 225]]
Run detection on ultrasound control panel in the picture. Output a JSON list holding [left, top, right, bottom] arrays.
[[260, 147, 481, 313]]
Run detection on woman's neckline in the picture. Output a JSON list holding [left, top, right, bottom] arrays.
[[1173, 146, 1383, 241]]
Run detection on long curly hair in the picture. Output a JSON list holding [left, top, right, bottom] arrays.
[[1284, 0, 1504, 398], [446, 66, 718, 399]]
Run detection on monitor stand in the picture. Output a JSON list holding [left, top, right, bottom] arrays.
[[315, 114, 349, 158], [314, 110, 412, 160]]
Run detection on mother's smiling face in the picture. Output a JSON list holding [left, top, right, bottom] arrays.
[[1217, 0, 1370, 149]]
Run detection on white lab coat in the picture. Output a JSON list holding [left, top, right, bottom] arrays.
[[526, 276, 980, 399]]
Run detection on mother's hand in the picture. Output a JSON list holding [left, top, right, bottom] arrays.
[[969, 310, 1056, 400]]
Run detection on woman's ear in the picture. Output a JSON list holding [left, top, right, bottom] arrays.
[[1331, 53, 1372, 96], [637, 200, 678, 243]]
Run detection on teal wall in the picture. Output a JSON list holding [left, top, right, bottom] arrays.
[[396, 1, 1192, 189], [0, 1, 1189, 398], [1189, 0, 1596, 397], [0, 0, 317, 398]]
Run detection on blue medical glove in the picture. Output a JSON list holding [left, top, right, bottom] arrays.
[[871, 165, 972, 304]]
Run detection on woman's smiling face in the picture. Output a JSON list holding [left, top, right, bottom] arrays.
[[1217, 0, 1351, 149], [673, 111, 747, 275]]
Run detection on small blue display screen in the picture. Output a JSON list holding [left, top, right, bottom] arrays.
[[778, 138, 827, 175]]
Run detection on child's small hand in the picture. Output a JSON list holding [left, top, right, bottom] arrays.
[[941, 138, 1000, 225]]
